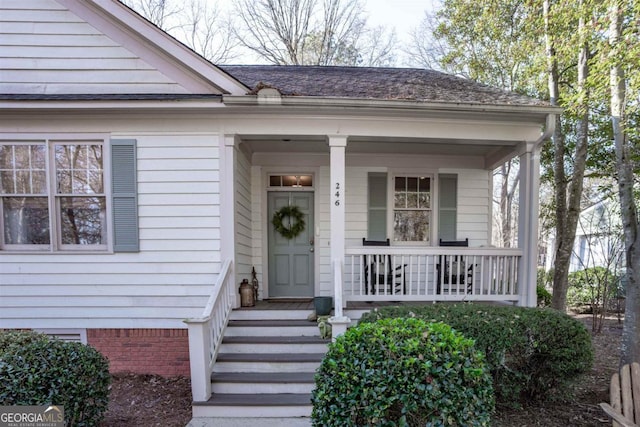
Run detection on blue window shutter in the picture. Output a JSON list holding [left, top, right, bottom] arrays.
[[438, 174, 458, 241], [111, 139, 139, 252], [368, 172, 387, 240]]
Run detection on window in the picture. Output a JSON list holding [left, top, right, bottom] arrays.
[[1, 139, 108, 251], [269, 174, 313, 188], [393, 176, 431, 242]]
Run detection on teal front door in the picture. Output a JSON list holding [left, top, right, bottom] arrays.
[[268, 192, 314, 297]]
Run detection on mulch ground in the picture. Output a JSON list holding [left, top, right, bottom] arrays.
[[101, 314, 623, 427]]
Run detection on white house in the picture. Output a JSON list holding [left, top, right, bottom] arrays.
[[0, 0, 559, 420]]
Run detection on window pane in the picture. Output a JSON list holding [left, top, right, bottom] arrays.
[[0, 171, 14, 193], [407, 177, 418, 192], [13, 145, 31, 169], [3, 197, 50, 244], [282, 175, 297, 186], [394, 211, 430, 242], [394, 192, 406, 208], [0, 145, 12, 169], [298, 175, 313, 186], [59, 196, 106, 245], [395, 177, 405, 192], [269, 176, 281, 186], [406, 192, 418, 208], [418, 192, 430, 208]]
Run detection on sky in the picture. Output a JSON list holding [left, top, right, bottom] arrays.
[[363, 0, 435, 44]]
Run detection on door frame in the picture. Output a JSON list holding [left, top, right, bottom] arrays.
[[262, 169, 320, 299]]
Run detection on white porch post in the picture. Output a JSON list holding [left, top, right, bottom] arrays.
[[517, 145, 541, 307], [221, 134, 239, 308], [328, 135, 350, 338]]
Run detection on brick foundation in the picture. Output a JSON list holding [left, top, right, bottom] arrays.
[[87, 329, 190, 377]]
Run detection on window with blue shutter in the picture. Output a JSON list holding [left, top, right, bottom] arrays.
[[110, 139, 139, 252]]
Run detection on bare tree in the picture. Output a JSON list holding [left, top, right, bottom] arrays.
[[178, 0, 240, 63], [121, 0, 183, 31], [357, 26, 398, 67], [121, 0, 239, 63], [405, 10, 451, 71], [492, 160, 520, 248], [232, 0, 396, 66], [233, 0, 315, 65]]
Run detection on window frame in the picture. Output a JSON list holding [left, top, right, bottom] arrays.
[[0, 134, 111, 253], [390, 172, 435, 245]]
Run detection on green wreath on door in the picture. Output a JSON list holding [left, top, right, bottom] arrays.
[[272, 205, 306, 239]]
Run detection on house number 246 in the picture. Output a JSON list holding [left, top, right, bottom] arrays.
[[334, 183, 341, 206]]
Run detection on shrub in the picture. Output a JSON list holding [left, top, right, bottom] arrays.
[[567, 267, 620, 308], [0, 329, 49, 352], [0, 331, 110, 427], [536, 284, 552, 307], [359, 304, 593, 408], [312, 317, 494, 426]]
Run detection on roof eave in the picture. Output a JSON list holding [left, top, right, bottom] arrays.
[[223, 94, 561, 121]]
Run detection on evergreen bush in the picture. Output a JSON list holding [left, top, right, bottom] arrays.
[[0, 331, 110, 427], [359, 304, 593, 407], [312, 317, 494, 426]]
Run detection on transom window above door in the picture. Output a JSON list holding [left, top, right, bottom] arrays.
[[269, 175, 313, 188]]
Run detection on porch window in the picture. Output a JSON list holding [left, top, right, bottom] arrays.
[[1, 139, 108, 251], [393, 176, 431, 242]]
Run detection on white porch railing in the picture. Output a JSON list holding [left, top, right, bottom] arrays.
[[184, 259, 234, 402], [344, 247, 522, 302]]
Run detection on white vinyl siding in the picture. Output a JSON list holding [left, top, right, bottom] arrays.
[[0, 133, 221, 329], [0, 0, 191, 94], [235, 147, 253, 281]]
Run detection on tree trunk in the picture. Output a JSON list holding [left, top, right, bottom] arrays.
[[549, 0, 590, 311], [609, 0, 640, 365]]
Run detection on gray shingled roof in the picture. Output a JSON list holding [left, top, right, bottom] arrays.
[[220, 65, 548, 107]]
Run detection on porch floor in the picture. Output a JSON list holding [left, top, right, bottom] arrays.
[[235, 298, 504, 311], [236, 299, 459, 311]]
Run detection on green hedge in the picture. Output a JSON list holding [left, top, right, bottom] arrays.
[[359, 304, 593, 407], [0, 331, 110, 427], [312, 318, 494, 426]]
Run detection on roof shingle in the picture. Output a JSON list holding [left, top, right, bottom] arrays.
[[220, 65, 548, 107]]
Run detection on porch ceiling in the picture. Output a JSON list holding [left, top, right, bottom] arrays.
[[239, 135, 518, 157]]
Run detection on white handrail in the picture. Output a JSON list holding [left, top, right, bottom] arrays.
[[185, 259, 234, 402], [199, 259, 233, 320]]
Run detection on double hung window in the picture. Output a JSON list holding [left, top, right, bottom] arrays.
[[1, 140, 107, 250], [367, 173, 458, 244], [393, 176, 431, 243]]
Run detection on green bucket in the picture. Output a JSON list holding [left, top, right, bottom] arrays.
[[314, 296, 333, 316]]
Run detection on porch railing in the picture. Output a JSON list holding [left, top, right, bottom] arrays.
[[184, 259, 234, 402], [344, 247, 522, 302]]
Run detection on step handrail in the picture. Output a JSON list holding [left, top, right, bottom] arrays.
[[185, 259, 234, 402]]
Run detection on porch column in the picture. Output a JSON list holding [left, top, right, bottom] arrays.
[[517, 145, 541, 307], [221, 134, 239, 308], [328, 135, 350, 338]]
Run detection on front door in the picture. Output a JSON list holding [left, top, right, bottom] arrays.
[[268, 192, 314, 297]]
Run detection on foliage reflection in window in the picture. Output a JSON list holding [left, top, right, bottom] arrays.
[[393, 176, 431, 242], [0, 141, 106, 250]]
